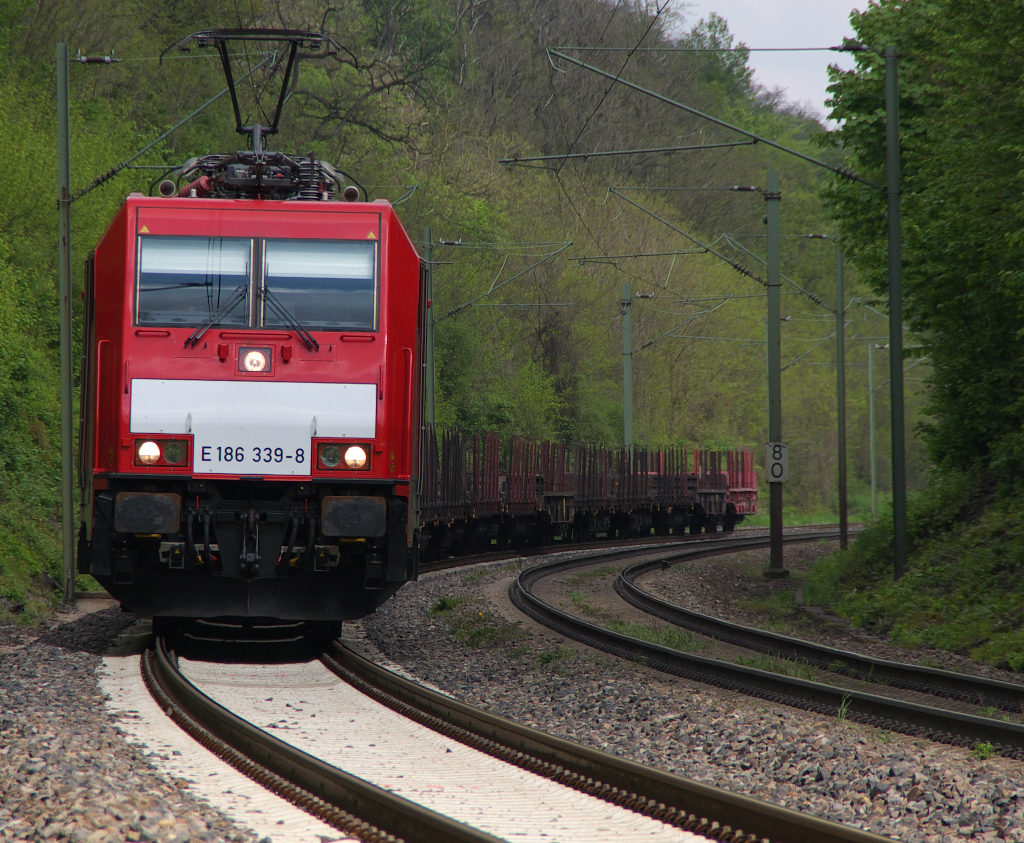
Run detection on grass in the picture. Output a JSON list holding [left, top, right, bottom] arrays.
[[977, 706, 1013, 722], [607, 620, 710, 654], [803, 469, 1024, 672], [427, 595, 464, 615], [734, 653, 820, 682], [972, 742, 995, 760], [736, 588, 800, 624], [534, 645, 578, 668], [428, 596, 523, 649], [569, 590, 603, 617], [564, 565, 619, 587], [837, 693, 852, 726]]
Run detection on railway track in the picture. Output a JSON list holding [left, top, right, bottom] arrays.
[[510, 532, 1024, 759], [420, 523, 846, 574], [141, 622, 892, 842], [144, 637, 716, 842]]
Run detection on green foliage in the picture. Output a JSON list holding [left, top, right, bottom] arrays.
[[804, 468, 1024, 671], [677, 13, 755, 101], [837, 693, 852, 726], [0, 0, 927, 617], [821, 0, 1024, 474], [459, 612, 521, 648], [563, 565, 619, 586], [568, 589, 601, 617], [0, 229, 62, 611], [607, 619, 708, 654], [427, 595, 464, 615], [972, 742, 995, 761], [734, 653, 819, 681], [534, 645, 578, 668]]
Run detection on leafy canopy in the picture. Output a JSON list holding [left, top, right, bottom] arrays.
[[821, 0, 1024, 476]]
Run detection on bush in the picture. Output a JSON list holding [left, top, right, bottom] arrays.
[[804, 469, 1024, 670]]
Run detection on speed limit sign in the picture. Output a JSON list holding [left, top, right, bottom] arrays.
[[766, 442, 789, 483]]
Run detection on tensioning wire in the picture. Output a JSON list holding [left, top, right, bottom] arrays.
[[552, 45, 855, 53]]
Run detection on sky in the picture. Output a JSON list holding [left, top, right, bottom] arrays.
[[680, 0, 864, 123]]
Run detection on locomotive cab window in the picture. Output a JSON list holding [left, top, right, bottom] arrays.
[[263, 240, 377, 331], [136, 237, 250, 326], [135, 236, 378, 331]]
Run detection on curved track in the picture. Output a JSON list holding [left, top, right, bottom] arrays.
[[510, 532, 1024, 758], [323, 638, 891, 843], [143, 637, 501, 843], [142, 625, 893, 843], [145, 636, 721, 842], [619, 554, 1024, 716]]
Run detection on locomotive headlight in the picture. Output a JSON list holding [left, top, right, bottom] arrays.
[[319, 444, 342, 468], [137, 440, 161, 465], [344, 445, 369, 469], [243, 350, 267, 371], [238, 346, 272, 374]]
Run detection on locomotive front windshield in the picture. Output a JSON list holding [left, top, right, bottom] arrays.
[[263, 240, 376, 330], [137, 237, 250, 326], [136, 236, 378, 330]]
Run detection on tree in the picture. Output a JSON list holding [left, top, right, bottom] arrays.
[[821, 0, 1024, 476]]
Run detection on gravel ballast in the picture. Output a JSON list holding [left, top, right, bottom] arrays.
[[5, 544, 1024, 843], [0, 608, 260, 843], [360, 553, 1024, 843]]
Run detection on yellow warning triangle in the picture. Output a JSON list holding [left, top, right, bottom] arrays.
[[140, 225, 150, 234], [367, 231, 377, 240]]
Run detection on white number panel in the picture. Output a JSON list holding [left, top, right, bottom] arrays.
[[765, 442, 789, 483], [192, 420, 310, 476]]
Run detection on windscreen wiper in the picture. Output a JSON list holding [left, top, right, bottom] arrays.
[[184, 286, 247, 348], [262, 287, 320, 352]]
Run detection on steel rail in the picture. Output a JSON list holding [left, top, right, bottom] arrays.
[[419, 524, 844, 574], [618, 558, 1024, 714], [509, 535, 1024, 758], [143, 637, 503, 843], [325, 609, 890, 843]]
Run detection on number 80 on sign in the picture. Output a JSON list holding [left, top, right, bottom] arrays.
[[766, 442, 789, 483]]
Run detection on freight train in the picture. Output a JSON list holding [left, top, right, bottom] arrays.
[[73, 28, 757, 628], [417, 428, 757, 562]]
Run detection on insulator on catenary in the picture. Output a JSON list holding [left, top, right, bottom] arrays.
[[178, 175, 213, 198], [299, 160, 333, 201]]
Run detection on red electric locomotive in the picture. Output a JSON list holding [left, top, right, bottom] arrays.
[[76, 30, 425, 627]]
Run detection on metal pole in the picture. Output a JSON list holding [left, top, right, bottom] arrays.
[[57, 43, 75, 609], [764, 171, 787, 578], [835, 238, 847, 549], [424, 227, 435, 428], [869, 342, 877, 521], [622, 282, 633, 449], [885, 45, 907, 579]]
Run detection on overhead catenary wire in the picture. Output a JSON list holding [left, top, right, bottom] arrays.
[[722, 234, 833, 312], [501, 140, 756, 167], [435, 241, 573, 322], [72, 54, 273, 202], [604, 187, 765, 286], [546, 48, 877, 189], [554, 0, 670, 175], [551, 45, 866, 53], [571, 249, 706, 264]]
